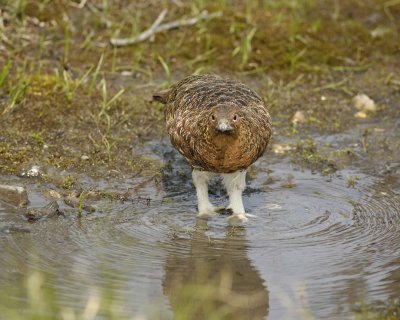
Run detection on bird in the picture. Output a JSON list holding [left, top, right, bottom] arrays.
[[153, 74, 272, 222]]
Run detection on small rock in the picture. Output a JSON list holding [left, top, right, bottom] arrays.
[[81, 155, 90, 161], [44, 189, 62, 199], [20, 165, 42, 178], [24, 201, 61, 222], [64, 196, 79, 208], [370, 26, 391, 38], [272, 144, 292, 154], [291, 110, 307, 125], [121, 71, 133, 77], [354, 111, 368, 119], [0, 185, 29, 207], [353, 94, 377, 113]]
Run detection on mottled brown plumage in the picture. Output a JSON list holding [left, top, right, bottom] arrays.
[[154, 74, 272, 220], [154, 74, 272, 173]]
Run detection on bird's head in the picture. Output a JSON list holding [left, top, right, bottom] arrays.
[[208, 105, 241, 135]]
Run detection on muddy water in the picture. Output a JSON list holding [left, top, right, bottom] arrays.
[[1, 134, 400, 319]]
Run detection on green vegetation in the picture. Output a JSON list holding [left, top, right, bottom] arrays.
[[347, 175, 360, 188], [292, 138, 337, 174], [60, 175, 76, 189], [0, 0, 399, 176], [353, 299, 400, 320]]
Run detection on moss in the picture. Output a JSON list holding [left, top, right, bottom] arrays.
[[292, 139, 337, 174], [353, 299, 400, 320], [60, 175, 76, 190], [347, 176, 359, 188], [0, 0, 399, 178], [334, 147, 356, 159]]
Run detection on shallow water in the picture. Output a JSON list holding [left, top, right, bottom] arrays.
[[1, 135, 400, 319]]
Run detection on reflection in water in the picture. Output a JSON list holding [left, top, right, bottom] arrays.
[[1, 164, 400, 318], [163, 218, 269, 320]]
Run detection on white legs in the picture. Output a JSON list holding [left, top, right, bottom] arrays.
[[222, 170, 248, 222], [192, 169, 248, 222], [192, 169, 218, 216]]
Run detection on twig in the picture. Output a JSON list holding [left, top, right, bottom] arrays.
[[87, 3, 113, 28], [110, 9, 167, 46], [157, 10, 222, 33], [110, 10, 222, 47], [0, 9, 4, 29], [78, 0, 88, 8], [111, 9, 167, 46], [69, 0, 88, 9]]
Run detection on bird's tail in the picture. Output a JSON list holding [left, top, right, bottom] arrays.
[[152, 89, 171, 104]]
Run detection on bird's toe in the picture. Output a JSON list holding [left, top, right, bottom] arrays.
[[228, 214, 248, 225], [227, 213, 255, 225], [214, 206, 226, 213], [198, 207, 218, 217], [198, 205, 226, 217]]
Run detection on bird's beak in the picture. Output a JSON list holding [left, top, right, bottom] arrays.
[[216, 120, 233, 132]]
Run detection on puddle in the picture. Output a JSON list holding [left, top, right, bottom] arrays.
[[1, 141, 400, 319]]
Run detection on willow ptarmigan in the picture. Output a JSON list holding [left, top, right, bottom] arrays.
[[154, 74, 272, 222]]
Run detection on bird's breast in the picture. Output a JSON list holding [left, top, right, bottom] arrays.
[[197, 130, 257, 173]]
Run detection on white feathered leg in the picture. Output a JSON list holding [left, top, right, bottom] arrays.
[[222, 170, 248, 222], [192, 169, 219, 216]]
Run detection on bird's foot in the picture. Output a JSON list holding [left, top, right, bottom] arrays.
[[198, 205, 225, 218], [226, 204, 248, 224], [227, 213, 256, 225], [228, 214, 248, 225], [225, 204, 246, 215], [226, 206, 256, 224], [215, 206, 226, 213]]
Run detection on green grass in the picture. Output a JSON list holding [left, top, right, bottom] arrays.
[[0, 0, 397, 176], [0, 60, 12, 87], [347, 175, 360, 188], [0, 0, 398, 175]]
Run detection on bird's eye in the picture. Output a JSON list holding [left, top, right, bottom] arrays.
[[233, 115, 238, 121], [211, 115, 215, 121]]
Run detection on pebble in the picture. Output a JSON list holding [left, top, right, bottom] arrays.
[[370, 26, 391, 38], [45, 189, 62, 199], [121, 71, 133, 77], [272, 144, 292, 154], [25, 201, 61, 222], [354, 111, 368, 119], [20, 165, 42, 178], [0, 185, 29, 207], [353, 94, 377, 113], [291, 110, 307, 125]]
